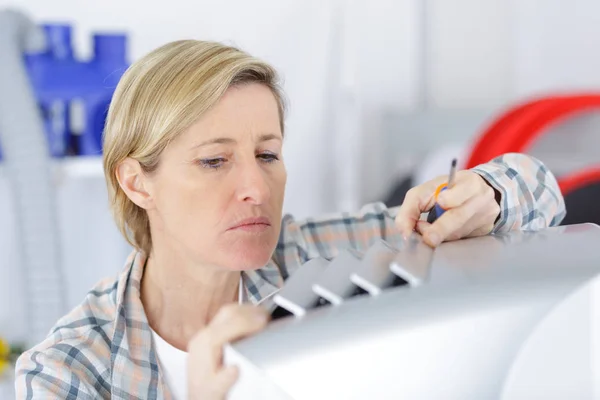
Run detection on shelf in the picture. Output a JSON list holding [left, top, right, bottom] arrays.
[[54, 156, 104, 179], [0, 156, 104, 180]]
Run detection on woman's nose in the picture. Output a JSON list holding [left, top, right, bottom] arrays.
[[236, 163, 271, 204]]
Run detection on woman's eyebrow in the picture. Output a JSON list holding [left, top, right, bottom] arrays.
[[191, 133, 281, 149], [192, 137, 236, 149], [257, 133, 282, 142]]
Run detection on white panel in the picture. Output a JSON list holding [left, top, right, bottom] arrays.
[[514, 0, 600, 97], [501, 280, 595, 399], [428, 0, 514, 108]]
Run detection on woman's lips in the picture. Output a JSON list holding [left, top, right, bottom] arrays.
[[228, 216, 271, 232]]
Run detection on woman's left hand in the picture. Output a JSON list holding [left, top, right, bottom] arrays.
[[395, 170, 501, 247]]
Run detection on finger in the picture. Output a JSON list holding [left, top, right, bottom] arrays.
[[210, 304, 270, 340], [395, 177, 445, 237], [418, 218, 471, 241], [191, 366, 239, 400], [415, 220, 431, 236], [464, 192, 500, 238], [465, 225, 492, 239], [436, 172, 481, 210], [187, 304, 269, 368], [418, 214, 473, 246], [465, 217, 496, 238], [419, 192, 498, 244], [187, 333, 217, 376], [210, 366, 240, 399], [208, 304, 269, 356], [423, 194, 488, 246], [444, 213, 486, 241]]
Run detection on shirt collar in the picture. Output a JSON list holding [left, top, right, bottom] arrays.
[[242, 258, 285, 304], [111, 250, 284, 397], [117, 249, 286, 305]]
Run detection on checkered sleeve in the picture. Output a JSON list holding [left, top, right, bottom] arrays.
[[274, 153, 565, 275], [470, 152, 566, 232], [14, 277, 117, 400], [276, 202, 403, 273], [14, 331, 112, 400]]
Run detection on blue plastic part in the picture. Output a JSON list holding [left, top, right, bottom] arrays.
[[0, 22, 129, 160], [427, 186, 448, 224]]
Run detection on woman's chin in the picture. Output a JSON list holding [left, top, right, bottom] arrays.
[[220, 242, 276, 271]]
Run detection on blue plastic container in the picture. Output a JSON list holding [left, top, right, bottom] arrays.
[[0, 23, 129, 160]]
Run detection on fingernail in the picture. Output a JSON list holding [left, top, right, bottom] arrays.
[[428, 232, 441, 246]]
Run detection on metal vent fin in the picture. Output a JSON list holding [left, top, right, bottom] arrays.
[[271, 233, 433, 320]]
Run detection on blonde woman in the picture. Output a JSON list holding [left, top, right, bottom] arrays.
[[15, 40, 565, 399]]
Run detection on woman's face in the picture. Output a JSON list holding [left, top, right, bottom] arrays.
[[144, 83, 287, 271]]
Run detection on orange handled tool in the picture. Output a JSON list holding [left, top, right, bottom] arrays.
[[427, 158, 457, 223]]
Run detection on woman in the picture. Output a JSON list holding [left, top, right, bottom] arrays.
[[15, 40, 565, 399]]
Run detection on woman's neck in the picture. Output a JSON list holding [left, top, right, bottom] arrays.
[[140, 246, 241, 351]]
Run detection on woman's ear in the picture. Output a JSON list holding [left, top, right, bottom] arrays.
[[116, 158, 154, 210]]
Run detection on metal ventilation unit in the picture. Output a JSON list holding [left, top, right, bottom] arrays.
[[225, 223, 600, 399]]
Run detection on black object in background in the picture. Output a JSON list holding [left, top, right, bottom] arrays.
[[383, 176, 413, 208], [561, 182, 600, 226]]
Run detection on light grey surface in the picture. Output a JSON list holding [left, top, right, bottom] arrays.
[[389, 232, 434, 286], [311, 248, 362, 305], [350, 239, 398, 295], [226, 224, 600, 399], [273, 258, 329, 317]]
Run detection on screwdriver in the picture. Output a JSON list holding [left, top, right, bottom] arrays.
[[427, 158, 457, 223]]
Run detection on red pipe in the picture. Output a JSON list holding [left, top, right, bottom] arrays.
[[464, 94, 600, 196], [466, 94, 600, 169], [465, 97, 553, 167], [558, 167, 600, 194]]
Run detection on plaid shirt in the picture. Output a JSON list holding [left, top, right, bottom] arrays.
[[15, 153, 566, 399]]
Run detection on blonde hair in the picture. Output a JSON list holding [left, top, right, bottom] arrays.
[[102, 40, 286, 254]]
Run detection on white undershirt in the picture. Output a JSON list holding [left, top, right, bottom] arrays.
[[151, 277, 246, 399]]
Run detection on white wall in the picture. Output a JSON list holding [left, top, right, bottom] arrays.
[[2, 0, 600, 209], [427, 0, 514, 108], [515, 0, 600, 97]]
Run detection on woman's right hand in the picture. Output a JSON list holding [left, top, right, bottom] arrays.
[[187, 304, 270, 400]]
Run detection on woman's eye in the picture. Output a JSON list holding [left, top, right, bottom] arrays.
[[198, 158, 226, 169], [258, 152, 279, 163]]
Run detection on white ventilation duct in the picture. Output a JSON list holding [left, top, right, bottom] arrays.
[[0, 9, 67, 345]]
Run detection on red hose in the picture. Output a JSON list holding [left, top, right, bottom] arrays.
[[465, 97, 554, 167], [558, 167, 600, 194], [464, 94, 600, 195]]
